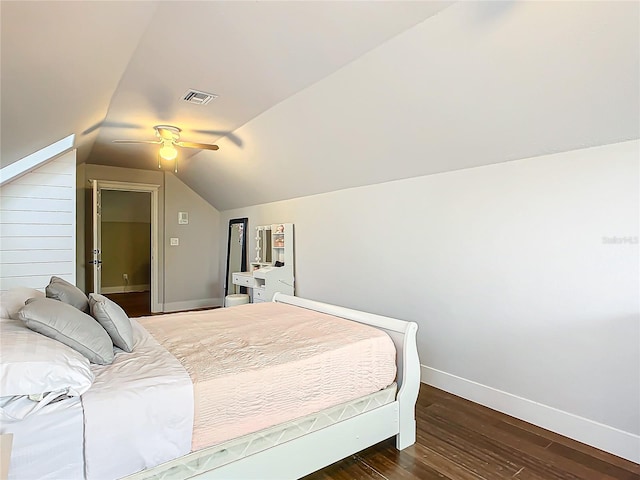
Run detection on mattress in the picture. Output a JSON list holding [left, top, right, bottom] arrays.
[[1, 396, 84, 480], [138, 302, 397, 451], [124, 383, 397, 480]]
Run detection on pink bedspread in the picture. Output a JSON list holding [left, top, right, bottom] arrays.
[[139, 302, 396, 451]]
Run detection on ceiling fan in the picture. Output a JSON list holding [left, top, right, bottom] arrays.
[[112, 125, 219, 172]]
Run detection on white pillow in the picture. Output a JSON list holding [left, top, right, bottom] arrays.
[[0, 319, 94, 398], [89, 293, 134, 352], [18, 298, 114, 365], [0, 287, 45, 319], [45, 276, 89, 313]]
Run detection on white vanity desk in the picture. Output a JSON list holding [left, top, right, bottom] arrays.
[[232, 223, 295, 303], [232, 268, 293, 303]]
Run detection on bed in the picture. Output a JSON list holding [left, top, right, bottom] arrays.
[[0, 288, 420, 480]]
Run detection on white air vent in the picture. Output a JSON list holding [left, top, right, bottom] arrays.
[[182, 89, 218, 105]]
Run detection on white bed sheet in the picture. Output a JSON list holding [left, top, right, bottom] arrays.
[[82, 319, 193, 480], [1, 396, 84, 480]]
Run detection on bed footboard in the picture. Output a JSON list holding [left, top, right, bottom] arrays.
[[273, 293, 420, 450]]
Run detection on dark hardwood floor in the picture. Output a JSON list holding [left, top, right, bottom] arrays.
[[106, 292, 639, 479], [304, 386, 640, 480], [104, 291, 151, 317], [104, 291, 218, 317]]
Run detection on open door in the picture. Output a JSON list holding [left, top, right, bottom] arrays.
[[90, 179, 102, 294], [88, 179, 161, 312]]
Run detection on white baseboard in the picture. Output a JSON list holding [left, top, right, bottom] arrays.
[[421, 365, 640, 464], [162, 297, 223, 313], [101, 284, 150, 294]]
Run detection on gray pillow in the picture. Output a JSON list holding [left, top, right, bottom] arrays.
[[18, 298, 114, 365], [46, 276, 90, 313], [89, 293, 134, 353]]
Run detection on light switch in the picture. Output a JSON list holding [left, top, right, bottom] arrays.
[[170, 237, 179, 246], [178, 212, 188, 224]]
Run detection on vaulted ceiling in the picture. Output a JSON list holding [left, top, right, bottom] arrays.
[[2, 1, 638, 210]]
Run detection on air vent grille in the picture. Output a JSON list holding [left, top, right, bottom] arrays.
[[182, 89, 218, 105]]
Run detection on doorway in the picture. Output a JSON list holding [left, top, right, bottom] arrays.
[[89, 180, 160, 313], [101, 190, 151, 314]]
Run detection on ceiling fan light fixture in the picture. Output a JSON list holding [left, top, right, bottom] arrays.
[[113, 125, 216, 173], [159, 142, 178, 161]]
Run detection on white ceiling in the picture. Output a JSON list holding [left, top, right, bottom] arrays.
[[1, 1, 450, 168], [2, 1, 638, 211]]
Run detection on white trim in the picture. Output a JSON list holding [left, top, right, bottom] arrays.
[[100, 284, 150, 294], [90, 180, 161, 313], [91, 180, 101, 294], [71, 156, 77, 286], [163, 298, 223, 312], [0, 134, 75, 186], [421, 365, 640, 463]]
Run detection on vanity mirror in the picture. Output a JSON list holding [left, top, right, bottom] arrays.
[[255, 225, 272, 265], [231, 223, 295, 303], [224, 218, 248, 297]]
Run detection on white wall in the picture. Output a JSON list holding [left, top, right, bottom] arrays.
[[220, 140, 639, 462], [0, 150, 76, 291], [164, 173, 221, 311]]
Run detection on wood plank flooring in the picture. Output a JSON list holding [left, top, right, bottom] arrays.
[[104, 291, 218, 317], [303, 386, 640, 480], [107, 292, 639, 479], [104, 291, 151, 317]]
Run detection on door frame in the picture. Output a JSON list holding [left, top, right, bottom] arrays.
[[90, 180, 161, 313]]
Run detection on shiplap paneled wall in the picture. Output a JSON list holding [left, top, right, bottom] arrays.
[[0, 150, 76, 291]]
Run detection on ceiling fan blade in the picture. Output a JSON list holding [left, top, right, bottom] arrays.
[[177, 141, 219, 151], [192, 129, 243, 147], [112, 140, 162, 145], [83, 120, 144, 136]]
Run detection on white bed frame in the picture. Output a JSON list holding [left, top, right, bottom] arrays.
[[126, 294, 420, 480]]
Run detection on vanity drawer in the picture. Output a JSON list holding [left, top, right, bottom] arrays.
[[253, 288, 267, 301], [232, 273, 254, 287]]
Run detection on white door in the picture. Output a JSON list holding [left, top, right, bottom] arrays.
[[90, 179, 102, 294]]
